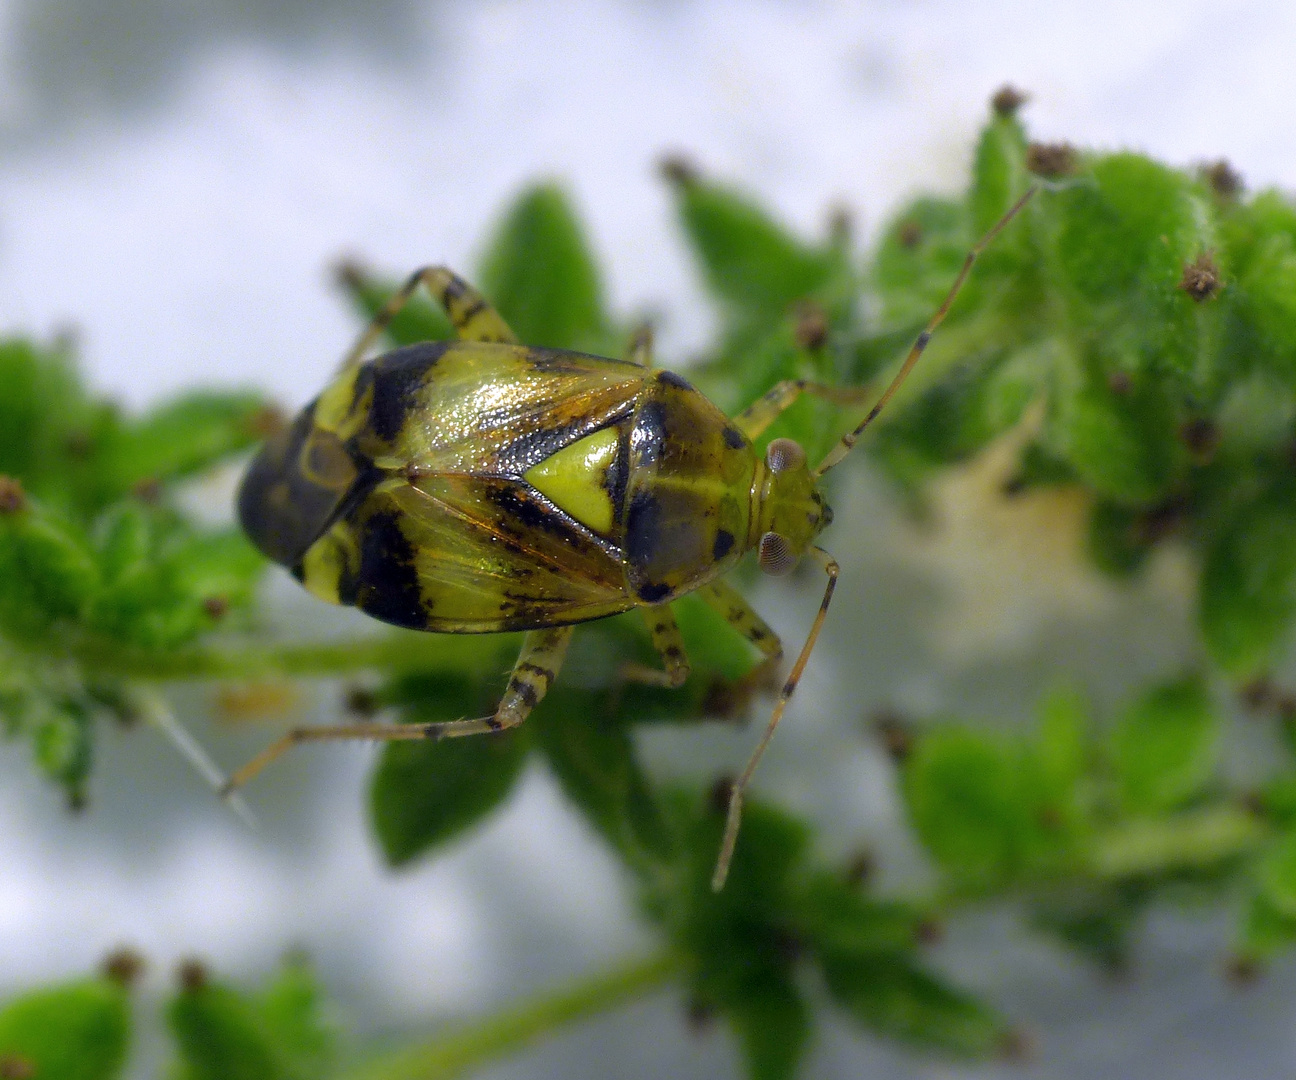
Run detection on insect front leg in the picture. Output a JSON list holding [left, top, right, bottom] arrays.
[[220, 626, 573, 796], [341, 265, 518, 369], [697, 578, 784, 693], [733, 379, 874, 441], [620, 604, 690, 688]]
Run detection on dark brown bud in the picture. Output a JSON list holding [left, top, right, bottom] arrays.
[[897, 220, 923, 249], [1178, 417, 1220, 462], [103, 946, 146, 987], [872, 709, 914, 763], [1240, 676, 1276, 712], [131, 476, 162, 503], [1106, 370, 1132, 396], [709, 774, 736, 815], [659, 154, 700, 187], [996, 1027, 1037, 1064], [1179, 253, 1223, 302], [65, 430, 94, 458], [1224, 954, 1263, 986], [686, 996, 716, 1034], [332, 256, 369, 293], [0, 475, 26, 515], [915, 917, 945, 945], [793, 301, 829, 351], [826, 202, 853, 245], [845, 849, 876, 886], [991, 85, 1029, 116], [0, 1055, 35, 1080], [203, 596, 230, 620], [248, 404, 288, 439], [1026, 142, 1077, 179], [1201, 159, 1243, 200], [177, 957, 209, 992], [344, 684, 380, 718]]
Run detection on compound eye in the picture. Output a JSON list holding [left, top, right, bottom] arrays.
[[758, 531, 798, 576], [765, 438, 806, 474]]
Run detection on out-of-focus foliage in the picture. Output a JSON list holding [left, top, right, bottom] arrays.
[[10, 94, 1296, 1079]]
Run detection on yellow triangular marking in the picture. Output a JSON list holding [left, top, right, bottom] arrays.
[[524, 427, 619, 534]]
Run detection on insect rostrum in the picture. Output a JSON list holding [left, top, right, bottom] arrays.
[[231, 193, 1033, 890]]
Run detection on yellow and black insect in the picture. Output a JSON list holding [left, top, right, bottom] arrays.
[[230, 191, 1034, 889]]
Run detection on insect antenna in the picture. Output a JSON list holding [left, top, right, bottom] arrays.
[[814, 186, 1037, 477]]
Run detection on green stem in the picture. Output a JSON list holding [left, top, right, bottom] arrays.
[[340, 950, 684, 1080], [68, 631, 518, 681], [1084, 805, 1268, 880]]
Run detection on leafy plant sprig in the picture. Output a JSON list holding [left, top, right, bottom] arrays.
[[7, 92, 1296, 1078]]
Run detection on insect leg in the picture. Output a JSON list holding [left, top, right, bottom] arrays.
[[220, 627, 573, 796], [621, 604, 690, 688], [697, 578, 783, 667], [711, 546, 838, 892], [732, 380, 873, 441], [340, 266, 518, 369]]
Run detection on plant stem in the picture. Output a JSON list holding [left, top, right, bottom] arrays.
[[339, 950, 684, 1080], [1085, 805, 1268, 880], [69, 631, 518, 681]]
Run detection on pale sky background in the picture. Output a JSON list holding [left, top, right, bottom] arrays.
[[1, 2, 1295, 1078]]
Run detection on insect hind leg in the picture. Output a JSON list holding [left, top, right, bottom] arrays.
[[220, 627, 573, 796], [341, 265, 519, 370], [620, 604, 690, 688]]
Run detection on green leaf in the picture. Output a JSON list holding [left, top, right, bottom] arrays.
[[1048, 351, 1183, 504], [0, 979, 130, 1080], [667, 170, 838, 323], [536, 688, 674, 871], [255, 958, 335, 1080], [1238, 889, 1296, 960], [969, 113, 1030, 234], [1050, 153, 1216, 381], [1030, 886, 1147, 972], [1200, 479, 1296, 676], [0, 502, 99, 642], [822, 952, 1008, 1059], [1255, 829, 1296, 920], [369, 674, 532, 867], [108, 392, 267, 490], [872, 198, 971, 330], [798, 872, 920, 958], [477, 183, 610, 351], [725, 972, 810, 1080], [902, 725, 1078, 892], [1110, 676, 1218, 814], [167, 979, 296, 1080]]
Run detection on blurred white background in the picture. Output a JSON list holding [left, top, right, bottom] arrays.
[[2, 1, 1296, 1077]]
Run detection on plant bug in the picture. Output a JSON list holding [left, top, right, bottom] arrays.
[[230, 188, 1035, 889]]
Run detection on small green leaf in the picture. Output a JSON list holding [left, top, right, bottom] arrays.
[[872, 198, 971, 330], [902, 726, 1077, 892], [822, 952, 1008, 1058], [0, 502, 99, 641], [1255, 829, 1296, 920], [255, 957, 335, 1080], [0, 978, 130, 1080], [969, 113, 1030, 234], [667, 170, 838, 323], [798, 872, 920, 958], [1238, 889, 1296, 960], [369, 675, 532, 867], [108, 392, 267, 490], [478, 183, 610, 351], [725, 972, 810, 1080], [1030, 886, 1147, 972], [167, 979, 294, 1080], [1110, 676, 1218, 814], [1200, 479, 1296, 676], [536, 688, 673, 871]]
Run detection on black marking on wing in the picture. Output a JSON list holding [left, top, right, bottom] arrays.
[[367, 341, 451, 443], [356, 509, 427, 629]]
